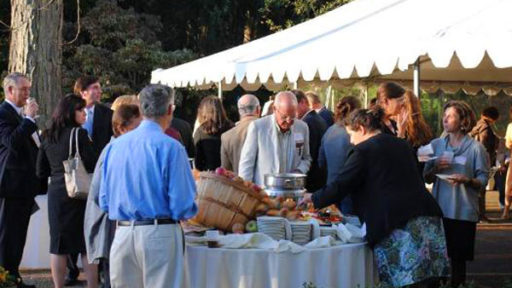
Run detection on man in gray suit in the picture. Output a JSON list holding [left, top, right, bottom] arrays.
[[221, 94, 260, 174], [239, 91, 311, 186]]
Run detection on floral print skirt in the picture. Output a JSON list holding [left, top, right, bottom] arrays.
[[374, 216, 450, 288]]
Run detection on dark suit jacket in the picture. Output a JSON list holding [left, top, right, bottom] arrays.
[[171, 117, 195, 158], [318, 107, 334, 127], [312, 133, 442, 246], [91, 103, 113, 155], [0, 101, 46, 198], [302, 110, 327, 191]]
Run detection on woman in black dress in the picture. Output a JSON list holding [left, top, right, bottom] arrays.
[[37, 94, 99, 288], [193, 96, 233, 171]]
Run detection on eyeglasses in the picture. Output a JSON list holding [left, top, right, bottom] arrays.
[[275, 109, 295, 122]]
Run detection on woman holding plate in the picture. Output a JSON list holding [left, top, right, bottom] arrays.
[[424, 100, 490, 288]]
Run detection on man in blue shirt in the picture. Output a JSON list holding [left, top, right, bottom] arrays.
[[99, 84, 197, 288]]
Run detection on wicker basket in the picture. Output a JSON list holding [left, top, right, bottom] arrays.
[[193, 172, 266, 231]]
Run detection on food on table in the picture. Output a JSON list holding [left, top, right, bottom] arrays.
[[282, 198, 296, 210], [232, 223, 245, 234], [245, 220, 258, 232], [266, 209, 280, 216]]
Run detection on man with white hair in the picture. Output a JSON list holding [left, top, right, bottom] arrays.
[[99, 84, 197, 287], [0, 72, 45, 288], [221, 94, 261, 174], [239, 91, 311, 186]]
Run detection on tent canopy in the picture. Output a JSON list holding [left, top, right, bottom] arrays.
[[151, 0, 512, 95]]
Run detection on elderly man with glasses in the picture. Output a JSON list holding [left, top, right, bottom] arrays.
[[239, 91, 312, 186]]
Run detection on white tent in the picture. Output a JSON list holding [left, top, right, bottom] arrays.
[[151, 0, 512, 96]]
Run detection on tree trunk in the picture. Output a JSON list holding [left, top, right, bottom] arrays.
[[9, 0, 63, 126]]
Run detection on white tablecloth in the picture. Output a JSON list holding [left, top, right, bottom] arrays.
[[185, 243, 376, 288], [20, 195, 51, 268]]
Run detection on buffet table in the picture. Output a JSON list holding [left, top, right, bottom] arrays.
[[184, 243, 376, 288]]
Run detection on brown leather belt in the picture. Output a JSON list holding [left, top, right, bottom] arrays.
[[117, 218, 177, 226]]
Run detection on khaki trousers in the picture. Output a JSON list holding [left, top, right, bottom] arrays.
[[110, 223, 184, 288]]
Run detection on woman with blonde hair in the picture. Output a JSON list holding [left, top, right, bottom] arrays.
[[111, 95, 139, 111]]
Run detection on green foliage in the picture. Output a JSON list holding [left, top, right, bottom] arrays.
[[62, 0, 196, 100], [260, 0, 350, 32]]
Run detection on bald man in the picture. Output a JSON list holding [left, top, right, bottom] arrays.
[[221, 94, 261, 174], [239, 91, 311, 186]]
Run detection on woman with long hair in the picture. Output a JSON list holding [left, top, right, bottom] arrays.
[[318, 96, 360, 214], [37, 94, 99, 288], [424, 100, 489, 287], [194, 96, 234, 171], [303, 107, 448, 288], [397, 90, 433, 149]]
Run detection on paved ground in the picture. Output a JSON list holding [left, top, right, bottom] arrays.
[[19, 191, 512, 287]]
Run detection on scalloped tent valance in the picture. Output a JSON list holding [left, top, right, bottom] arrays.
[[151, 0, 512, 95]]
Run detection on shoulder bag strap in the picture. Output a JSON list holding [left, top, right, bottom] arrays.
[[68, 127, 76, 159], [75, 127, 81, 159]]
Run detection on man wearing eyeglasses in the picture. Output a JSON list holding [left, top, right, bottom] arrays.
[[239, 91, 311, 186]]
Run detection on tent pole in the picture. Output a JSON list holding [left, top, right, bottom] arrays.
[[364, 84, 368, 108], [218, 81, 222, 99], [325, 85, 332, 109], [413, 58, 420, 98]]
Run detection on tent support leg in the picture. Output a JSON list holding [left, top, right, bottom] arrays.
[[325, 85, 332, 109], [364, 84, 369, 108], [413, 59, 420, 98], [218, 81, 222, 99]]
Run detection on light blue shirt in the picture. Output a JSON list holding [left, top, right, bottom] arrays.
[[82, 105, 94, 136], [424, 134, 489, 222], [99, 120, 198, 221]]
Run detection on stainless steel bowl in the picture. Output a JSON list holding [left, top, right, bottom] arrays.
[[264, 173, 306, 190], [264, 188, 306, 201]]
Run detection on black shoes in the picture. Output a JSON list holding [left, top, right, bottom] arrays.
[[64, 268, 80, 286]]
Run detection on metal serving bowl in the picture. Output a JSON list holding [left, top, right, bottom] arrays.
[[264, 173, 307, 190], [264, 188, 307, 201]]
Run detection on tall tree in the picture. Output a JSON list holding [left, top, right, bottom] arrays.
[[9, 0, 63, 123]]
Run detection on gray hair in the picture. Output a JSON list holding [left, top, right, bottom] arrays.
[[2, 72, 29, 95], [237, 94, 260, 117], [274, 91, 298, 108], [138, 84, 174, 118]]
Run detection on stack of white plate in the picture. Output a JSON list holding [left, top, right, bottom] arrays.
[[290, 222, 311, 245], [257, 216, 287, 241], [320, 226, 337, 239]]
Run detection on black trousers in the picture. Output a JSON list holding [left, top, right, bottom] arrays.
[[0, 198, 34, 279]]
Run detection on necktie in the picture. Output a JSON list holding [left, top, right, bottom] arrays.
[[83, 108, 93, 137]]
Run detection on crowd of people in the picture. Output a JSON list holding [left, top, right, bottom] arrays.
[[0, 71, 511, 288]]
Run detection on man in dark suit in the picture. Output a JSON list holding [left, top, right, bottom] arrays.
[[293, 90, 327, 192], [74, 76, 113, 155], [70, 76, 113, 286], [306, 91, 334, 127], [0, 72, 45, 288]]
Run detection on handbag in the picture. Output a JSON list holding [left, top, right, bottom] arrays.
[[63, 127, 92, 199]]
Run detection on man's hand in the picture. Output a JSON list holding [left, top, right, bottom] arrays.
[[24, 99, 39, 118]]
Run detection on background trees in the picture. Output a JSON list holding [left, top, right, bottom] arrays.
[[1, 0, 511, 136]]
